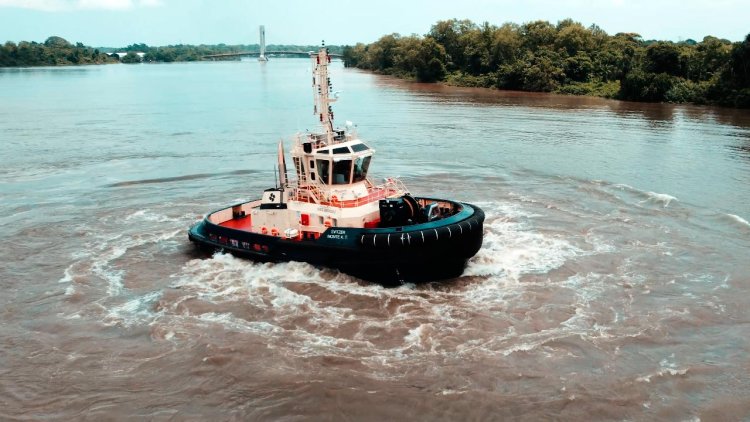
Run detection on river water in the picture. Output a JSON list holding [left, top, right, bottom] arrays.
[[1, 60, 749, 420]]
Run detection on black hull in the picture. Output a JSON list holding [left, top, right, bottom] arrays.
[[188, 199, 484, 285]]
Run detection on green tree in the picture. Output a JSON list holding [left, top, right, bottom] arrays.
[[428, 19, 475, 70], [564, 52, 594, 82], [555, 22, 594, 56], [44, 36, 71, 48], [728, 34, 750, 87], [522, 50, 565, 91], [644, 42, 683, 76], [415, 37, 447, 82], [343, 43, 366, 68], [691, 36, 731, 81], [461, 23, 494, 75], [121, 51, 141, 64], [490, 23, 521, 68], [364, 34, 400, 70], [520, 20, 557, 51]]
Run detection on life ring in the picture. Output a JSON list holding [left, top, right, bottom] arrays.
[[324, 220, 332, 228], [271, 228, 279, 236], [260, 227, 268, 235]]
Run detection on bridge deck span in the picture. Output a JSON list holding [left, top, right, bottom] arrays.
[[203, 51, 342, 59]]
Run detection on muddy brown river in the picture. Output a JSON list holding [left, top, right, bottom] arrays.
[[1, 60, 749, 420]]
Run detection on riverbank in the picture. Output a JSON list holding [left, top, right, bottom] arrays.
[[0, 36, 344, 67], [343, 19, 750, 108], [443, 71, 622, 99]]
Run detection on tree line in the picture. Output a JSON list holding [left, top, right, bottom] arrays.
[[0, 36, 117, 66], [121, 43, 343, 62], [0, 37, 344, 66], [342, 19, 750, 108]]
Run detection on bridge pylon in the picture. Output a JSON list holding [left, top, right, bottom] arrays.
[[258, 25, 268, 62]]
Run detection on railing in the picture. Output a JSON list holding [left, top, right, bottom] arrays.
[[287, 177, 407, 209]]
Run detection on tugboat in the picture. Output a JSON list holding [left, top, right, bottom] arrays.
[[188, 44, 484, 284]]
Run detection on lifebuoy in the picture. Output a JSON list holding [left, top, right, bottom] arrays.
[[324, 220, 332, 228], [271, 228, 279, 236], [261, 227, 268, 235]]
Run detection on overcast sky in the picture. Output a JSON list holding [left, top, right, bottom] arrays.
[[0, 0, 748, 47]]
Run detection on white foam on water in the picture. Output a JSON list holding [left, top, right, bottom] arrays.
[[86, 228, 181, 297], [636, 367, 689, 383], [58, 265, 74, 284], [102, 199, 651, 368], [464, 203, 583, 280], [196, 312, 284, 336], [611, 183, 680, 209], [641, 191, 678, 208], [104, 291, 163, 327], [172, 253, 365, 330], [403, 323, 435, 351], [726, 213, 750, 227], [636, 355, 689, 383], [173, 253, 314, 307], [613, 183, 636, 191], [92, 245, 127, 297], [124, 209, 179, 223]]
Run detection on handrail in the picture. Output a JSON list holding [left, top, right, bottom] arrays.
[[287, 177, 407, 209]]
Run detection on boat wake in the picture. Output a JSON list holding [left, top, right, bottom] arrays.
[[52, 188, 744, 390], [641, 191, 678, 208], [726, 213, 750, 228], [464, 202, 583, 279], [92, 199, 653, 370], [106, 170, 258, 187]]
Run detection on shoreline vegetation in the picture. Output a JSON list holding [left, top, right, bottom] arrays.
[[1, 21, 747, 108], [342, 19, 750, 108], [0, 36, 343, 67]]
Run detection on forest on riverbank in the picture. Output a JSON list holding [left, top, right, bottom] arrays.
[[0, 36, 117, 66], [342, 19, 750, 108], [0, 37, 344, 66]]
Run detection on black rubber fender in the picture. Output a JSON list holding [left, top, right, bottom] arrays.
[[359, 205, 484, 249]]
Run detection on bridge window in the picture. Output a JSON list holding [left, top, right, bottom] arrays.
[[351, 143, 370, 152], [316, 159, 330, 184], [332, 159, 352, 185], [353, 156, 371, 183], [333, 147, 350, 154]]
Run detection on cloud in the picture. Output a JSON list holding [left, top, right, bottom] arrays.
[[0, 0, 163, 11]]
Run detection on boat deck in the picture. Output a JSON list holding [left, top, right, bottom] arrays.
[[219, 215, 253, 231]]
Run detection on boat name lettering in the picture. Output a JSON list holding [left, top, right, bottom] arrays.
[[326, 229, 348, 240], [317, 206, 335, 213]]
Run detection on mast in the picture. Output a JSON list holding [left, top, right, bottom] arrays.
[[277, 140, 287, 186], [312, 41, 336, 143]]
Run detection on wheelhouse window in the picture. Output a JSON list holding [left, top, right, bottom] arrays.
[[351, 143, 370, 152], [332, 159, 352, 185], [353, 156, 371, 183], [316, 159, 330, 184]]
